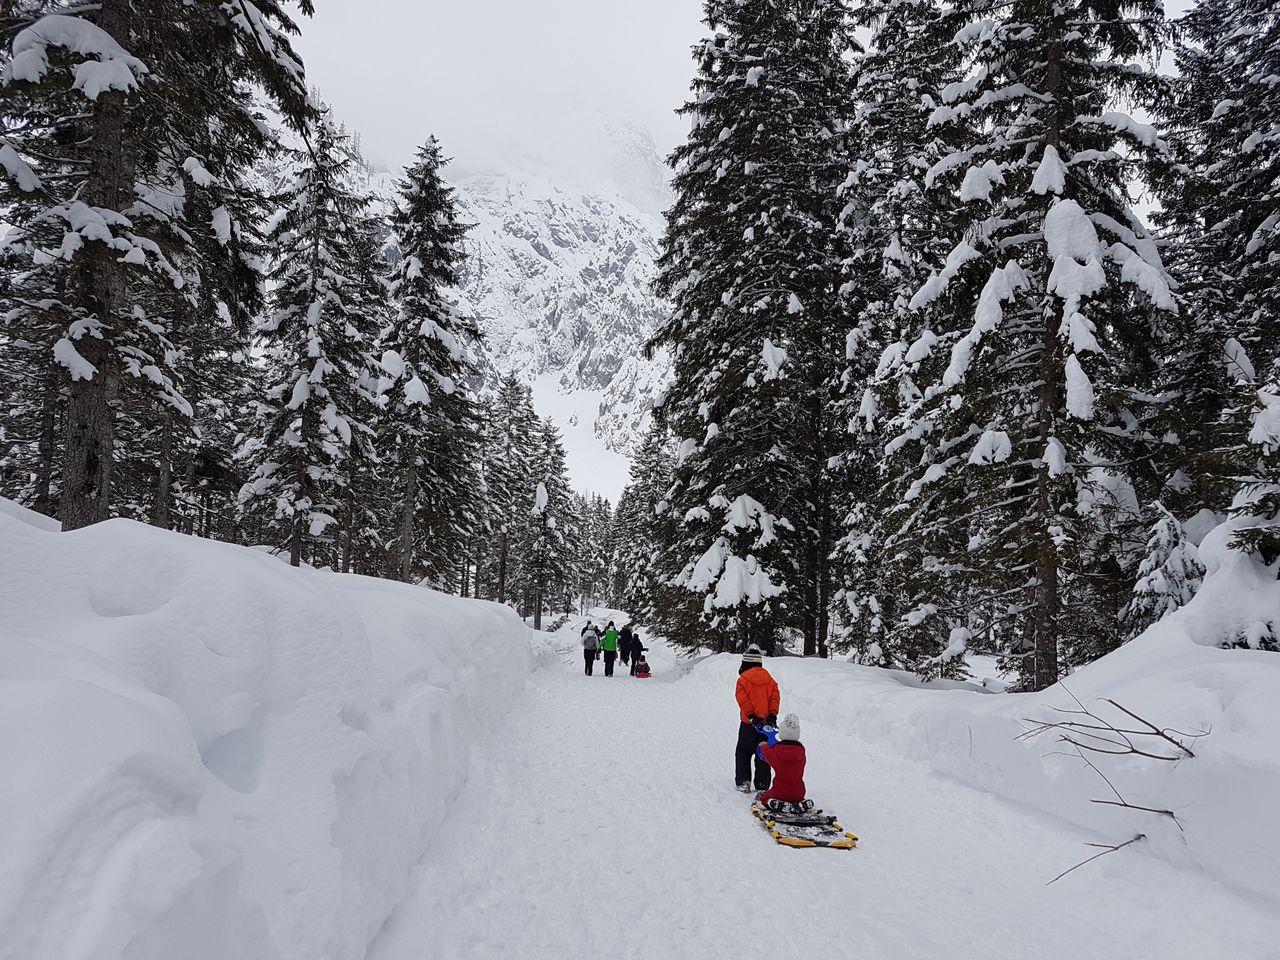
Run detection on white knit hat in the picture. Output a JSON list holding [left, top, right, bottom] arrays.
[[777, 713, 801, 742], [741, 644, 764, 664]]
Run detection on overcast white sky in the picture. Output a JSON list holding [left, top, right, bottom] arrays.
[[287, 1, 1197, 181], [288, 1, 705, 175]]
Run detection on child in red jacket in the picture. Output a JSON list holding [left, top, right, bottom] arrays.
[[757, 713, 806, 804]]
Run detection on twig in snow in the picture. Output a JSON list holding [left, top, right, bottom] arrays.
[[1047, 835, 1146, 886]]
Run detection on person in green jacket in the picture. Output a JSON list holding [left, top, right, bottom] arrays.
[[601, 621, 620, 677]]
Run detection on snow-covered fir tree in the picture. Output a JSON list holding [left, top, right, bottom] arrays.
[[473, 374, 542, 603], [379, 137, 483, 583], [872, 0, 1176, 688], [0, 193, 70, 517], [516, 418, 579, 627], [574, 493, 616, 608], [613, 422, 676, 620], [0, 0, 313, 529], [1121, 503, 1206, 640], [1159, 0, 1280, 560], [239, 117, 382, 567], [830, 0, 964, 666], [651, 0, 857, 654]]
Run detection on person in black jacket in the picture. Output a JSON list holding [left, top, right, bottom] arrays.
[[628, 630, 645, 675], [619, 624, 635, 667]]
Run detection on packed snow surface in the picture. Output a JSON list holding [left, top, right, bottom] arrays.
[[369, 614, 1278, 960], [4, 509, 1279, 960], [0, 501, 530, 960]]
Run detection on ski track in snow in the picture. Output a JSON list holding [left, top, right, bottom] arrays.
[[367, 621, 1279, 960]]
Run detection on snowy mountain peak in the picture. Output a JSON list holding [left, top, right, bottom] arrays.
[[365, 118, 672, 470]]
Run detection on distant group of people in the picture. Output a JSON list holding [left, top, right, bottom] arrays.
[[580, 620, 649, 678]]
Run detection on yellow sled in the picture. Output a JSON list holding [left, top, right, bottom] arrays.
[[751, 801, 859, 850]]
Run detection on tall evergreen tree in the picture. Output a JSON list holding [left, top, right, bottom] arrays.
[[471, 375, 540, 603], [517, 418, 577, 627], [651, 0, 857, 654], [613, 421, 676, 620], [831, 0, 964, 665], [1160, 1, 1280, 558], [379, 137, 483, 583], [239, 117, 382, 567], [873, 0, 1175, 688], [0, 1, 313, 529]]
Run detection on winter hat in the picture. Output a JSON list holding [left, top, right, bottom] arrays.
[[777, 713, 801, 742], [741, 644, 764, 665]]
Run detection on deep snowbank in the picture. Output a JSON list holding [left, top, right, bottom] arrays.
[[685, 521, 1280, 905], [0, 502, 532, 960]]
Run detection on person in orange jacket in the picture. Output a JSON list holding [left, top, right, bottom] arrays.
[[734, 644, 780, 793]]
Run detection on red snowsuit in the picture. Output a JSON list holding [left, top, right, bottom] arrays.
[[757, 741, 806, 804]]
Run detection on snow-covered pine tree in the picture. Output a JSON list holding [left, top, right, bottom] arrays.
[[1120, 503, 1205, 641], [379, 137, 483, 584], [876, 0, 1176, 688], [1232, 379, 1280, 563], [612, 421, 676, 621], [651, 0, 857, 654], [0, 190, 71, 516], [239, 116, 381, 567], [0, 1, 313, 529], [1159, 1, 1280, 560], [518, 418, 577, 627], [830, 0, 964, 666], [330, 206, 397, 575], [473, 375, 542, 604], [573, 493, 614, 608]]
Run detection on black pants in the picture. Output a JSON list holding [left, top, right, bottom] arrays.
[[584, 649, 595, 676], [735, 722, 771, 790], [603, 649, 617, 676]]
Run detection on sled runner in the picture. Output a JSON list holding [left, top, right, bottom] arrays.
[[750, 798, 858, 850]]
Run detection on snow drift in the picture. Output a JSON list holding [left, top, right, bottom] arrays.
[[686, 518, 1280, 905], [0, 501, 532, 960]]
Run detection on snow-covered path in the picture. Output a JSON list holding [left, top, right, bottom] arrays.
[[367, 626, 1279, 960]]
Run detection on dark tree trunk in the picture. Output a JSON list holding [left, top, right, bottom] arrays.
[[533, 547, 544, 630], [497, 528, 509, 604], [153, 407, 174, 528], [1030, 6, 1065, 693], [60, 0, 133, 531], [62, 338, 120, 530], [33, 370, 61, 518], [341, 486, 354, 574], [400, 462, 417, 582], [289, 404, 318, 567], [816, 481, 832, 659]]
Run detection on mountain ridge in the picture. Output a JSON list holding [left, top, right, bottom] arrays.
[[365, 119, 673, 462]]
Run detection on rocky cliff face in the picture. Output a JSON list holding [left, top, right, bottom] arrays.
[[369, 120, 673, 458]]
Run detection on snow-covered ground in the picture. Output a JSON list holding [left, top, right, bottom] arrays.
[[5, 506, 1279, 960], [369, 614, 1279, 960], [0, 502, 531, 960]]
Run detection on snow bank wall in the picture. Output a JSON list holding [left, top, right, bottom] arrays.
[[0, 503, 532, 960], [686, 522, 1280, 905]]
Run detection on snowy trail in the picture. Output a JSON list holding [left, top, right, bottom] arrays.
[[367, 628, 1279, 960]]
